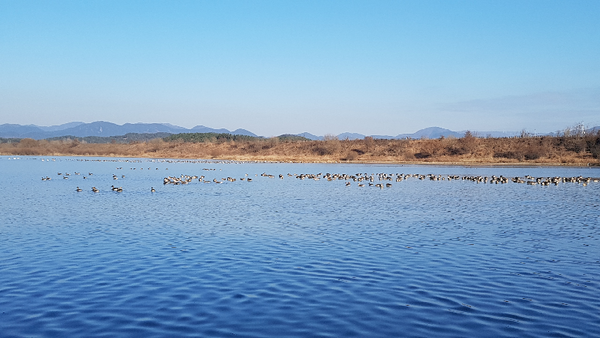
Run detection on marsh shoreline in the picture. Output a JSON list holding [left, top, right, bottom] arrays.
[[2, 134, 599, 167]]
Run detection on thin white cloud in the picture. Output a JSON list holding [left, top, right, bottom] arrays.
[[443, 88, 600, 112], [437, 88, 600, 131]]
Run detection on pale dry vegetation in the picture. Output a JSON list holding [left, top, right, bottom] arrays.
[[2, 132, 599, 165]]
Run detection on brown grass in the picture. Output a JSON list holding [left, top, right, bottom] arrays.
[[2, 134, 600, 165]]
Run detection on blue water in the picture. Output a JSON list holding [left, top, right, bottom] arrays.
[[1, 156, 599, 337]]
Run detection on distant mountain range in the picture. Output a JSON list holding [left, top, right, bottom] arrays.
[[1, 121, 596, 141], [297, 127, 522, 140], [0, 121, 257, 139]]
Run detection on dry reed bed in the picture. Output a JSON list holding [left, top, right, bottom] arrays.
[[2, 135, 599, 165]]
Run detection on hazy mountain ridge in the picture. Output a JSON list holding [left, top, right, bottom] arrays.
[[0, 122, 258, 139], [1, 121, 596, 141], [45, 132, 174, 144], [324, 127, 515, 140], [296, 132, 323, 141], [395, 127, 463, 139], [309, 127, 517, 140], [37, 122, 85, 132]]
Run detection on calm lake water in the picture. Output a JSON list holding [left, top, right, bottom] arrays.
[[1, 156, 599, 337]]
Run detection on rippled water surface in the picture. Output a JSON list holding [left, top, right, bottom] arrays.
[[1, 156, 599, 337]]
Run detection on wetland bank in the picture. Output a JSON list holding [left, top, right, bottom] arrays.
[[1, 155, 599, 337], [2, 131, 600, 166]]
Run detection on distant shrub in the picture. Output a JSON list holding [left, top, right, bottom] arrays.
[[209, 148, 222, 158], [524, 152, 541, 160], [413, 152, 431, 159], [341, 150, 359, 161], [364, 136, 375, 152], [244, 142, 260, 153], [323, 134, 339, 141], [494, 151, 522, 160], [590, 145, 600, 159], [447, 146, 468, 156], [587, 137, 600, 159], [524, 143, 547, 160], [262, 137, 279, 149], [458, 132, 478, 154], [19, 138, 38, 147], [563, 138, 586, 153], [313, 146, 329, 156], [314, 135, 341, 155]]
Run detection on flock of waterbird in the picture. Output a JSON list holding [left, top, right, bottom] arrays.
[[41, 163, 599, 193], [162, 171, 599, 189], [42, 167, 159, 193]]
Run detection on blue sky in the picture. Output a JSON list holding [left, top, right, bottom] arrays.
[[1, 0, 599, 136]]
